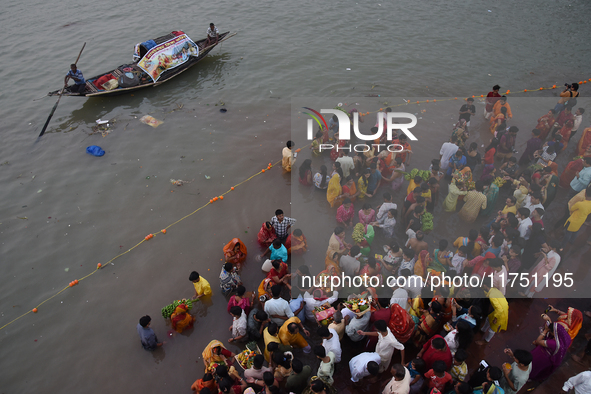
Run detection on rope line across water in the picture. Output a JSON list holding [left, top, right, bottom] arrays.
[[0, 158, 283, 332], [356, 79, 590, 116]]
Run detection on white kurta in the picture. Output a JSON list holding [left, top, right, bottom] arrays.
[[375, 328, 405, 372], [563, 371, 591, 394], [349, 352, 381, 382], [382, 367, 411, 394]]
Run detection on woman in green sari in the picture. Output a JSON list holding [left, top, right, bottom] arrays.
[[480, 179, 499, 217], [429, 239, 452, 273], [540, 168, 559, 208]]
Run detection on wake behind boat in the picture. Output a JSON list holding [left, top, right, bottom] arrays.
[[48, 30, 234, 98]]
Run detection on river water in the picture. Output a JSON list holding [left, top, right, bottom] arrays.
[[1, 0, 591, 392]]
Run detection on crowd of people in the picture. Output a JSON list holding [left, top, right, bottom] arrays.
[[136, 84, 591, 394]]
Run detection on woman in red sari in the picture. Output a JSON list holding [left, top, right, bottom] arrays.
[[536, 109, 556, 140], [576, 126, 591, 156], [559, 148, 591, 188], [388, 303, 415, 344], [266, 260, 290, 288], [330, 138, 346, 161], [257, 222, 276, 248], [557, 119, 574, 150], [223, 238, 247, 266]]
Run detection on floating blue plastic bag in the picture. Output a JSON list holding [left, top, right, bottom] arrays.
[[86, 145, 105, 157]]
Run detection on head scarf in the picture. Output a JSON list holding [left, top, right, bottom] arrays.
[[223, 238, 247, 263], [556, 307, 583, 341], [202, 340, 226, 367]]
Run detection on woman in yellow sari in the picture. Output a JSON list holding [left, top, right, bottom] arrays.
[[459, 166, 472, 183], [489, 106, 506, 134], [171, 303, 195, 333], [357, 169, 371, 200], [326, 170, 343, 208], [202, 339, 236, 373]]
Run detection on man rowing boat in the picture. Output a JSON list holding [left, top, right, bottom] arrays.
[[205, 23, 219, 47], [64, 64, 85, 94]]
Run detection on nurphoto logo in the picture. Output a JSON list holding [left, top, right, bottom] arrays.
[[303, 107, 418, 152]]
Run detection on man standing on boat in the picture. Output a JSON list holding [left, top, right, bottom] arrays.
[[64, 64, 85, 94], [205, 23, 219, 47]]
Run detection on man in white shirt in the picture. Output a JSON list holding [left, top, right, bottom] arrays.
[[439, 137, 459, 171], [522, 192, 544, 214], [317, 326, 342, 363], [358, 320, 405, 372], [340, 246, 361, 276], [570, 108, 584, 141], [377, 192, 398, 220], [264, 285, 294, 326], [336, 151, 355, 178], [382, 364, 411, 394], [489, 258, 507, 296], [562, 370, 591, 394], [517, 208, 532, 240], [205, 23, 220, 46], [302, 290, 339, 322], [349, 352, 381, 382]]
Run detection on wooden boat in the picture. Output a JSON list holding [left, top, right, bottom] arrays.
[[48, 31, 234, 98]]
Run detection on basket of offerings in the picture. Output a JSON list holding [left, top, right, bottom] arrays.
[[235, 342, 261, 371]]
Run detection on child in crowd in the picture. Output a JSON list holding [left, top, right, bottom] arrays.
[[450, 246, 468, 275], [425, 360, 453, 393], [406, 358, 426, 394], [450, 349, 469, 383]]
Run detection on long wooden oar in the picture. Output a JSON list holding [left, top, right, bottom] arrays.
[[38, 42, 86, 137]]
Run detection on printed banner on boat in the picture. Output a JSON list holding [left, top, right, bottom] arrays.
[[137, 34, 199, 82]]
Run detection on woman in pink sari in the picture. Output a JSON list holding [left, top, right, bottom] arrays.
[[529, 320, 571, 381], [358, 203, 376, 229], [227, 285, 253, 316]]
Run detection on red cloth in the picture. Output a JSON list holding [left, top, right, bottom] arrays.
[[485, 92, 501, 112], [484, 148, 495, 164], [560, 159, 585, 188], [422, 335, 453, 371], [388, 304, 415, 343], [94, 74, 115, 89], [172, 30, 185, 36]]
